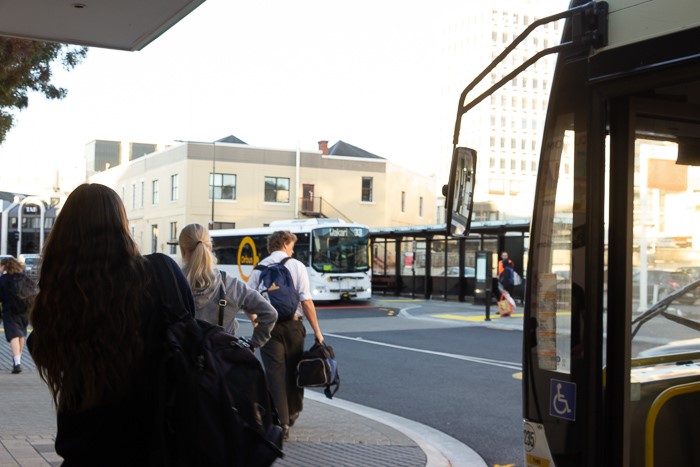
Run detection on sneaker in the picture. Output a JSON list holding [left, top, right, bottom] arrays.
[[12, 364, 21, 374]]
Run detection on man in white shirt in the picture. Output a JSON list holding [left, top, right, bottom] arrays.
[[248, 230, 324, 439]]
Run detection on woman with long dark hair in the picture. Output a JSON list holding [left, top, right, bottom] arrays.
[[29, 183, 194, 465]]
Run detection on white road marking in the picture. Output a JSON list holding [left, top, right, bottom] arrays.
[[324, 332, 522, 370]]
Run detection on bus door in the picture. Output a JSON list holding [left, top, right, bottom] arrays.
[[608, 83, 700, 467], [524, 48, 700, 467]]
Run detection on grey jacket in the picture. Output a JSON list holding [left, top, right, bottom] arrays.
[[191, 269, 277, 348]]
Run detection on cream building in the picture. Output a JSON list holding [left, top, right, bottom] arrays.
[[88, 137, 437, 254]]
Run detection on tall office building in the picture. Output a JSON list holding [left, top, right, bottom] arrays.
[[440, 0, 569, 221]]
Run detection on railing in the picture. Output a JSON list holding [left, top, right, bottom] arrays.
[[298, 196, 353, 223], [645, 380, 700, 466]]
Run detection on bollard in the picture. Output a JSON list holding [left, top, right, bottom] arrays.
[[485, 289, 492, 321]]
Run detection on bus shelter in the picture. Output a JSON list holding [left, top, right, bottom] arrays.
[[370, 220, 529, 302]]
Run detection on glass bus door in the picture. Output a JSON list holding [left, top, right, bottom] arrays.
[[524, 58, 700, 466]]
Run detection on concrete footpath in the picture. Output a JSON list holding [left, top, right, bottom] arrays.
[[0, 341, 486, 467]]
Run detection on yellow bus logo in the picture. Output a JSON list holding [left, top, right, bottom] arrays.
[[237, 236, 259, 282]]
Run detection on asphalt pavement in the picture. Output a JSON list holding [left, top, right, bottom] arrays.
[[0, 301, 502, 467]]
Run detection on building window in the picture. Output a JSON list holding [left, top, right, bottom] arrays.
[[264, 176, 290, 203], [401, 191, 406, 212], [361, 177, 373, 202], [210, 173, 237, 200], [152, 180, 159, 205], [169, 222, 177, 255], [212, 221, 236, 230], [171, 174, 179, 201], [131, 183, 136, 209], [151, 224, 158, 254], [140, 180, 144, 208], [419, 197, 424, 217]]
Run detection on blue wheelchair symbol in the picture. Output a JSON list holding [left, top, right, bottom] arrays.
[[550, 379, 576, 421]]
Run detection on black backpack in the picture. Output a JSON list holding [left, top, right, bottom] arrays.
[[254, 257, 300, 321], [11, 273, 38, 315], [145, 253, 284, 467]]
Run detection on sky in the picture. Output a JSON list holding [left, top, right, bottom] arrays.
[[0, 0, 454, 195]]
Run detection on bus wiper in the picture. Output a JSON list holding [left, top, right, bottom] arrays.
[[631, 278, 700, 337]]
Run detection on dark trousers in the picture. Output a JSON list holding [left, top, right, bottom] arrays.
[[260, 319, 306, 426]]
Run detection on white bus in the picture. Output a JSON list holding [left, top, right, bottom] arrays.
[[209, 218, 372, 301]]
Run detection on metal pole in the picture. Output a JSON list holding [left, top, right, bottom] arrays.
[[295, 142, 300, 219], [1, 196, 20, 255], [210, 142, 216, 230], [17, 204, 22, 257]]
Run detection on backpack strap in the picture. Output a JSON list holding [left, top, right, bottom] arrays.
[[319, 343, 340, 399], [324, 376, 340, 399], [145, 253, 190, 323], [255, 256, 292, 271], [218, 271, 228, 326]]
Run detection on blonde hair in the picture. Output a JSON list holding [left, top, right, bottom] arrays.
[[179, 223, 217, 290], [0, 257, 24, 275]]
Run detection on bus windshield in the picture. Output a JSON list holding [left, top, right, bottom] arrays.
[[311, 226, 370, 273]]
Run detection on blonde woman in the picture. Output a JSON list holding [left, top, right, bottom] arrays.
[[179, 223, 277, 350]]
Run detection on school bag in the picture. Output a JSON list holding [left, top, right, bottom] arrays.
[[254, 257, 300, 321], [145, 253, 284, 467], [296, 342, 340, 399], [500, 265, 515, 287], [11, 273, 38, 315]]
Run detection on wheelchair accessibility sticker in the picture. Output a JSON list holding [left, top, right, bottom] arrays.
[[549, 379, 576, 421]]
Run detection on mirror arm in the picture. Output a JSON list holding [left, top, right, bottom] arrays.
[[452, 1, 608, 145]]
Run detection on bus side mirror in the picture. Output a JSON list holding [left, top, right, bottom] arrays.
[[443, 147, 477, 237]]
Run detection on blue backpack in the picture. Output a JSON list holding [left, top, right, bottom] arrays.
[[500, 265, 515, 287], [255, 257, 300, 321]]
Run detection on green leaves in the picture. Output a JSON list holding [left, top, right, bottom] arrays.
[[0, 38, 87, 143]]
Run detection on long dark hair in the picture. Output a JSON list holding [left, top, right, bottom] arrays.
[[30, 183, 148, 412]]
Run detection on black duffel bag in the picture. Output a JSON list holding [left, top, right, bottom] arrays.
[[296, 342, 340, 399]]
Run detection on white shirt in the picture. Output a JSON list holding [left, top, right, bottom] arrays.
[[247, 250, 310, 316]]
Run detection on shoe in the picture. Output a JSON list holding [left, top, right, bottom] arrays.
[[282, 424, 290, 440], [12, 364, 21, 374], [289, 412, 300, 427]]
